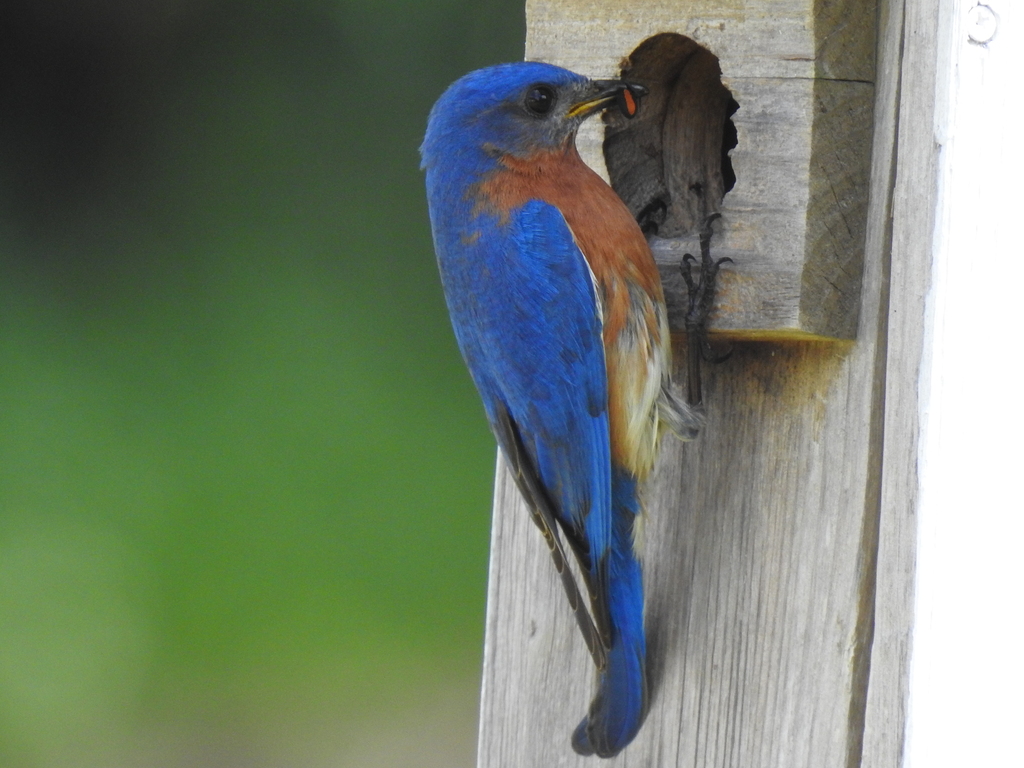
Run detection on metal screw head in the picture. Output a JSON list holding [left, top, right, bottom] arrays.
[[967, 4, 998, 44]]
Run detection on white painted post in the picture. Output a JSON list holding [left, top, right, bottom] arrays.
[[901, 2, 1024, 765]]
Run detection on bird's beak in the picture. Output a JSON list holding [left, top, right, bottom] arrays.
[[567, 80, 649, 120]]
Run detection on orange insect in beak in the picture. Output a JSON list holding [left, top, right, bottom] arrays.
[[567, 81, 648, 120]]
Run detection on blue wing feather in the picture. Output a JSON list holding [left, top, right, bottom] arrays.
[[438, 198, 612, 568], [433, 191, 646, 758], [572, 469, 647, 757]]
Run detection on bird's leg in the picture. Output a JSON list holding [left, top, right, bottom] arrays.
[[680, 213, 732, 406]]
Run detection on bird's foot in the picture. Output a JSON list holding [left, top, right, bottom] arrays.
[[680, 214, 731, 349], [680, 214, 733, 404]]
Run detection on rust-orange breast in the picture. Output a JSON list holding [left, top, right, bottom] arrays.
[[475, 144, 669, 473]]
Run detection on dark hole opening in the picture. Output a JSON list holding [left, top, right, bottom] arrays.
[[602, 33, 738, 238]]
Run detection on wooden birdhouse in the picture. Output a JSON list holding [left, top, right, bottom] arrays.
[[476, 0, 1022, 766], [527, 0, 875, 339]]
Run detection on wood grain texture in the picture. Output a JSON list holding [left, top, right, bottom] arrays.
[[478, 337, 890, 767], [525, 0, 876, 340], [859, 0, 926, 763], [525, 0, 875, 81], [475, 0, 915, 766]]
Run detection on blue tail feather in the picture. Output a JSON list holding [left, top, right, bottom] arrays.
[[571, 470, 648, 758]]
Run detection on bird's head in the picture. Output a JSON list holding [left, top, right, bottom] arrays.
[[421, 62, 645, 170]]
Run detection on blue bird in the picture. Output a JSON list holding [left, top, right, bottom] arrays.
[[421, 62, 702, 758]]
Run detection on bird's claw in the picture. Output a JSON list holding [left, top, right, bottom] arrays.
[[680, 214, 733, 404], [680, 214, 731, 353]]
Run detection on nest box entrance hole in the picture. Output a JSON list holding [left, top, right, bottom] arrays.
[[603, 33, 738, 238]]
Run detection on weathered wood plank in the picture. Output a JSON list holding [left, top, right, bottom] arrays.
[[475, 1, 910, 766], [525, 0, 875, 81], [478, 341, 892, 766], [859, 0, 926, 762]]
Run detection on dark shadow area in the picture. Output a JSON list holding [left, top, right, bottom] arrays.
[[603, 33, 738, 238]]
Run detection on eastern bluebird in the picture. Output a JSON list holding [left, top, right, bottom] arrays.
[[421, 62, 702, 758]]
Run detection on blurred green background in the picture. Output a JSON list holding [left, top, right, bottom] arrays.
[[0, 1, 524, 766]]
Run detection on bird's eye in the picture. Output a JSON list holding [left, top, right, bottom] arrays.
[[524, 85, 556, 116]]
